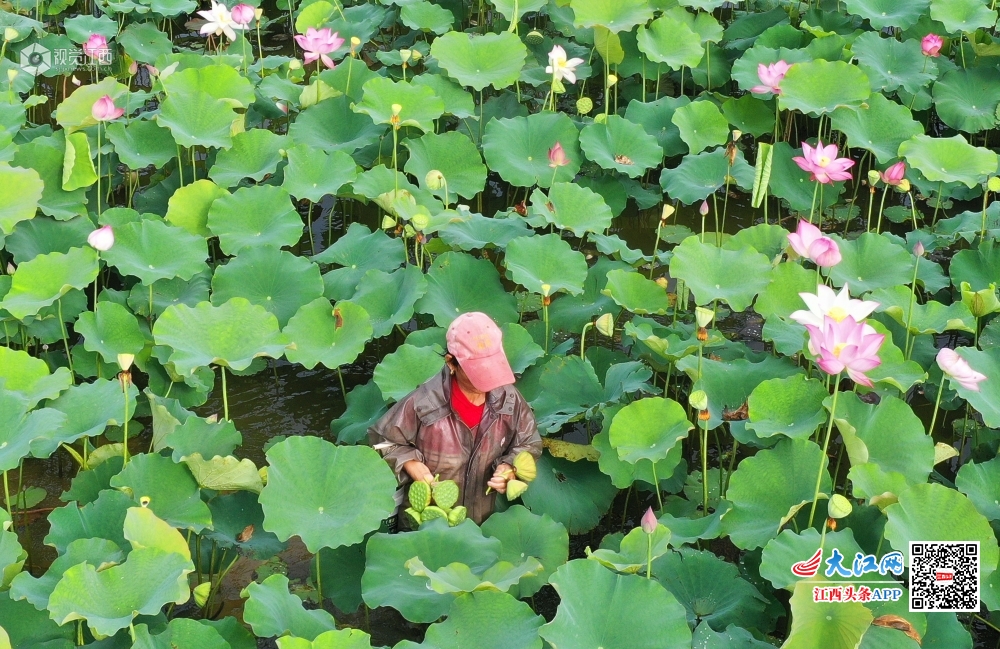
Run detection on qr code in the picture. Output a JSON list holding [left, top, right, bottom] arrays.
[[909, 542, 980, 612]]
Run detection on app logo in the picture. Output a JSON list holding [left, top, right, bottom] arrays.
[[20, 43, 50, 76], [791, 548, 822, 577]]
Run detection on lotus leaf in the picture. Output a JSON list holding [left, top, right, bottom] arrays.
[[277, 629, 376, 649], [853, 32, 935, 95], [401, 0, 454, 34], [950, 240, 1000, 291], [898, 134, 998, 189], [520, 451, 617, 534], [778, 60, 870, 116], [9, 537, 122, 610], [953, 456, 1000, 522], [0, 165, 39, 236], [421, 591, 543, 649], [74, 301, 146, 364], [102, 219, 209, 286], [760, 528, 873, 591], [314, 224, 405, 301], [480, 505, 568, 599], [11, 135, 87, 219], [826, 233, 914, 294], [415, 252, 519, 327], [412, 74, 476, 119], [579, 115, 663, 177], [843, 0, 929, 29], [0, 347, 73, 407], [593, 406, 686, 489], [131, 618, 232, 649], [242, 573, 337, 640], [45, 488, 132, 553], [430, 31, 527, 91], [539, 559, 691, 649], [157, 91, 239, 150], [608, 396, 691, 465], [212, 246, 324, 327], [109, 452, 212, 530], [152, 298, 287, 375], [208, 129, 285, 188], [345, 266, 428, 338], [522, 356, 605, 432], [657, 502, 730, 547], [54, 76, 129, 133], [746, 374, 828, 440], [39, 378, 138, 456], [202, 490, 286, 562], [403, 131, 486, 200], [625, 96, 690, 157], [528, 182, 613, 237], [281, 146, 357, 204], [482, 113, 582, 188], [437, 213, 532, 251], [931, 66, 1000, 135], [331, 381, 388, 445], [601, 268, 671, 314], [504, 234, 587, 296], [0, 246, 97, 320], [61, 455, 125, 505], [154, 409, 241, 462], [0, 388, 66, 472], [870, 285, 975, 336], [260, 436, 396, 552], [588, 525, 671, 573], [290, 96, 386, 154], [723, 438, 832, 549], [182, 453, 263, 493], [207, 185, 302, 255], [669, 236, 772, 312], [373, 344, 445, 402], [659, 147, 755, 205], [283, 298, 372, 370], [691, 620, 775, 649], [671, 101, 730, 154], [406, 556, 543, 594], [930, 0, 997, 33], [354, 77, 444, 133], [570, 0, 653, 31], [783, 580, 873, 649], [163, 180, 228, 238], [951, 347, 1000, 428], [830, 93, 924, 164], [635, 13, 704, 69], [3, 215, 91, 264]]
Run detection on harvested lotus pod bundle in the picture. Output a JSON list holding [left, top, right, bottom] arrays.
[[421, 505, 448, 522], [432, 479, 460, 510], [447, 506, 467, 526], [408, 480, 432, 512], [403, 508, 423, 528]]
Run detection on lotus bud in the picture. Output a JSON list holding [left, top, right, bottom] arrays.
[[289, 59, 302, 70], [913, 241, 925, 258], [411, 50, 422, 62], [127, 60, 139, 75], [699, 200, 709, 216], [607, 74, 618, 87], [897, 178, 910, 192], [400, 49, 411, 64], [4, 27, 18, 41], [525, 30, 544, 45], [989, 177, 1000, 193], [87, 225, 115, 251], [6, 69, 17, 84], [425, 169, 446, 190], [576, 96, 593, 115], [139, 496, 151, 507], [689, 389, 708, 412], [867, 169, 880, 186], [660, 204, 674, 222], [595, 312, 614, 337], [5, 262, 14, 274], [193, 581, 212, 607], [411, 213, 430, 231], [641, 507, 657, 534], [381, 215, 397, 229], [731, 129, 742, 141], [541, 283, 551, 297], [827, 493, 852, 519], [695, 306, 714, 328], [654, 277, 668, 289], [206, 414, 218, 423], [117, 353, 135, 371], [276, 101, 288, 114], [42, 344, 48, 351], [960, 281, 1000, 318]]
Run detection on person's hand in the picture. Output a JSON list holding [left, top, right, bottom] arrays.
[[487, 463, 515, 494], [403, 460, 434, 485]]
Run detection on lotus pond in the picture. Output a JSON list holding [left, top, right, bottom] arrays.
[[6, 0, 1000, 645]]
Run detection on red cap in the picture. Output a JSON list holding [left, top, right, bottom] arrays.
[[445, 312, 515, 392]]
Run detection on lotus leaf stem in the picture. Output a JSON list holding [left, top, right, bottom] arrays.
[[96, 122, 102, 218], [807, 181, 819, 224], [649, 460, 663, 513], [645, 533, 652, 580], [700, 421, 709, 518], [315, 550, 323, 605], [903, 253, 920, 359], [579, 322, 592, 360], [875, 186, 889, 233], [220, 365, 230, 421], [177, 145, 184, 187], [930, 181, 944, 224], [542, 300, 550, 354], [57, 298, 75, 382], [122, 378, 130, 464], [808, 372, 841, 528], [929, 374, 947, 437], [307, 202, 315, 255], [337, 367, 347, 400], [2, 471, 10, 518]]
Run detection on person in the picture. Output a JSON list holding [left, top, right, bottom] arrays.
[[368, 312, 543, 526]]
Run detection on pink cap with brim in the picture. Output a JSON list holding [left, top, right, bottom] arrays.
[[446, 312, 515, 393]]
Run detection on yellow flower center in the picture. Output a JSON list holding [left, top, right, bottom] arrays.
[[827, 306, 849, 322], [817, 156, 831, 167], [832, 343, 847, 357]]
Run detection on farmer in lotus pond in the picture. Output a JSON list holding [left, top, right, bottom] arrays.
[[369, 311, 543, 527]]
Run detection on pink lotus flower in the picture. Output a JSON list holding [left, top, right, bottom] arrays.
[[913, 241, 925, 257], [750, 60, 790, 95], [922, 33, 943, 57], [294, 27, 344, 69], [641, 507, 657, 534], [231, 3, 254, 25], [937, 348, 987, 391], [793, 139, 855, 184], [787, 220, 842, 267], [87, 225, 115, 251], [791, 284, 880, 330], [548, 142, 568, 168], [805, 315, 884, 388], [82, 34, 110, 62], [198, 0, 245, 41], [92, 95, 124, 121], [699, 200, 709, 216], [880, 161, 906, 186]]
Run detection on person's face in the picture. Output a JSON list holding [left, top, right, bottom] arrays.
[[446, 354, 483, 395]]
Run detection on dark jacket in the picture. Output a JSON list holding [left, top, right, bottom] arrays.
[[368, 366, 542, 524]]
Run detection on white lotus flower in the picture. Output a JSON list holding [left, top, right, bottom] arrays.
[[198, 0, 245, 42], [546, 45, 584, 84], [790, 284, 880, 330]]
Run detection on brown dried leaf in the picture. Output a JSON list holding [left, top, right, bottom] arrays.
[[872, 615, 921, 645]]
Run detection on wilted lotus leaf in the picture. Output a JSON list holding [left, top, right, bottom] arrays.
[[405, 556, 544, 594], [430, 31, 527, 91], [242, 573, 337, 640], [483, 113, 581, 188], [579, 115, 663, 177], [0, 246, 98, 320], [207, 185, 302, 256], [504, 234, 587, 296], [212, 246, 324, 328], [898, 134, 998, 188], [539, 560, 692, 649], [354, 77, 444, 133]]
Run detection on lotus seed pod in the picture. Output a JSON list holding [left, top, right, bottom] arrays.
[[689, 389, 709, 412], [447, 506, 467, 526], [4, 27, 18, 41], [897, 178, 910, 192], [289, 59, 302, 70], [381, 215, 397, 230], [607, 74, 618, 87], [254, 7, 264, 19], [594, 113, 607, 124], [960, 281, 1000, 318], [867, 169, 880, 186], [526, 30, 544, 45], [432, 480, 460, 509], [193, 581, 212, 607], [421, 505, 448, 522], [594, 312, 614, 337], [400, 49, 412, 63], [411, 51, 422, 62], [660, 204, 674, 222], [139, 496, 151, 507], [541, 283, 552, 297], [654, 277, 668, 289], [411, 213, 431, 231], [409, 480, 432, 512], [989, 177, 1000, 193], [506, 479, 529, 500], [731, 129, 742, 141], [403, 508, 422, 528], [576, 96, 593, 114], [391, 103, 403, 116], [351, 36, 361, 46], [513, 451, 537, 482], [695, 306, 714, 328], [7, 69, 17, 83], [828, 494, 852, 519], [425, 169, 446, 190], [117, 353, 135, 371]]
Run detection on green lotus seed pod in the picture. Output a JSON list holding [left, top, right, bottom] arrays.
[[193, 581, 212, 607], [989, 176, 1000, 193], [525, 30, 544, 46], [421, 505, 448, 522], [827, 494, 852, 519], [506, 479, 529, 500], [409, 481, 432, 512], [411, 213, 430, 231], [513, 451, 537, 482], [689, 389, 708, 412], [448, 506, 467, 526], [403, 508, 423, 529], [432, 480, 460, 510], [577, 97, 594, 115], [425, 169, 445, 190]]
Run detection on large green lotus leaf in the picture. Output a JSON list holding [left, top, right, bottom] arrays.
[[74, 301, 146, 364], [437, 213, 533, 251], [652, 547, 774, 633], [205, 491, 286, 561], [314, 223, 405, 301], [783, 580, 873, 649], [11, 135, 87, 220], [289, 95, 386, 154], [570, 0, 653, 31], [412, 74, 476, 119], [720, 95, 776, 138], [182, 453, 262, 492], [354, 77, 444, 133], [157, 413, 241, 464], [480, 505, 568, 599], [131, 618, 232, 649], [950, 240, 1000, 291], [520, 451, 617, 534], [9, 537, 122, 610], [208, 129, 285, 188], [602, 268, 671, 315], [164, 180, 228, 238], [61, 455, 126, 505], [0, 528, 24, 589], [107, 119, 177, 169], [373, 344, 445, 402], [415, 251, 518, 327], [593, 405, 686, 490], [826, 233, 912, 294], [722, 438, 831, 550], [3, 214, 92, 263], [956, 455, 1000, 521], [659, 147, 755, 205], [430, 31, 527, 91], [44, 489, 132, 553], [869, 285, 975, 336], [504, 234, 587, 296], [0, 389, 63, 473], [853, 32, 935, 95], [242, 573, 337, 640], [109, 453, 212, 531], [932, 67, 1000, 134], [152, 298, 287, 375], [103, 219, 209, 285], [746, 374, 828, 440], [930, 0, 997, 33], [126, 270, 212, 321], [952, 347, 1000, 428], [754, 263, 816, 324], [847, 462, 913, 503], [160, 63, 254, 108], [548, 257, 630, 334], [539, 559, 691, 649], [42, 379, 137, 458], [0, 590, 75, 646], [760, 528, 869, 591], [276, 629, 375, 649], [404, 131, 487, 200], [669, 235, 772, 312], [499, 323, 543, 375], [671, 101, 730, 154], [624, 96, 690, 157], [483, 113, 582, 188], [0, 163, 42, 235], [0, 246, 98, 320], [157, 92, 239, 150], [405, 556, 543, 594], [54, 76, 129, 133], [351, 165, 441, 208], [283, 299, 372, 370], [528, 183, 613, 238], [579, 115, 663, 177], [422, 591, 543, 649], [489, 0, 546, 23], [898, 134, 998, 189], [0, 347, 72, 408], [345, 266, 428, 338], [778, 60, 870, 116], [830, 94, 924, 164], [207, 185, 302, 256], [212, 246, 323, 328], [331, 381, 388, 445], [636, 13, 704, 69], [400, 0, 454, 34], [608, 396, 692, 464], [61, 131, 97, 192], [844, 0, 929, 29], [923, 612, 972, 649], [690, 620, 774, 649], [362, 520, 502, 623], [862, 319, 927, 395], [118, 20, 173, 63], [282, 145, 357, 203], [260, 436, 396, 552], [885, 482, 999, 585], [723, 223, 789, 260]]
